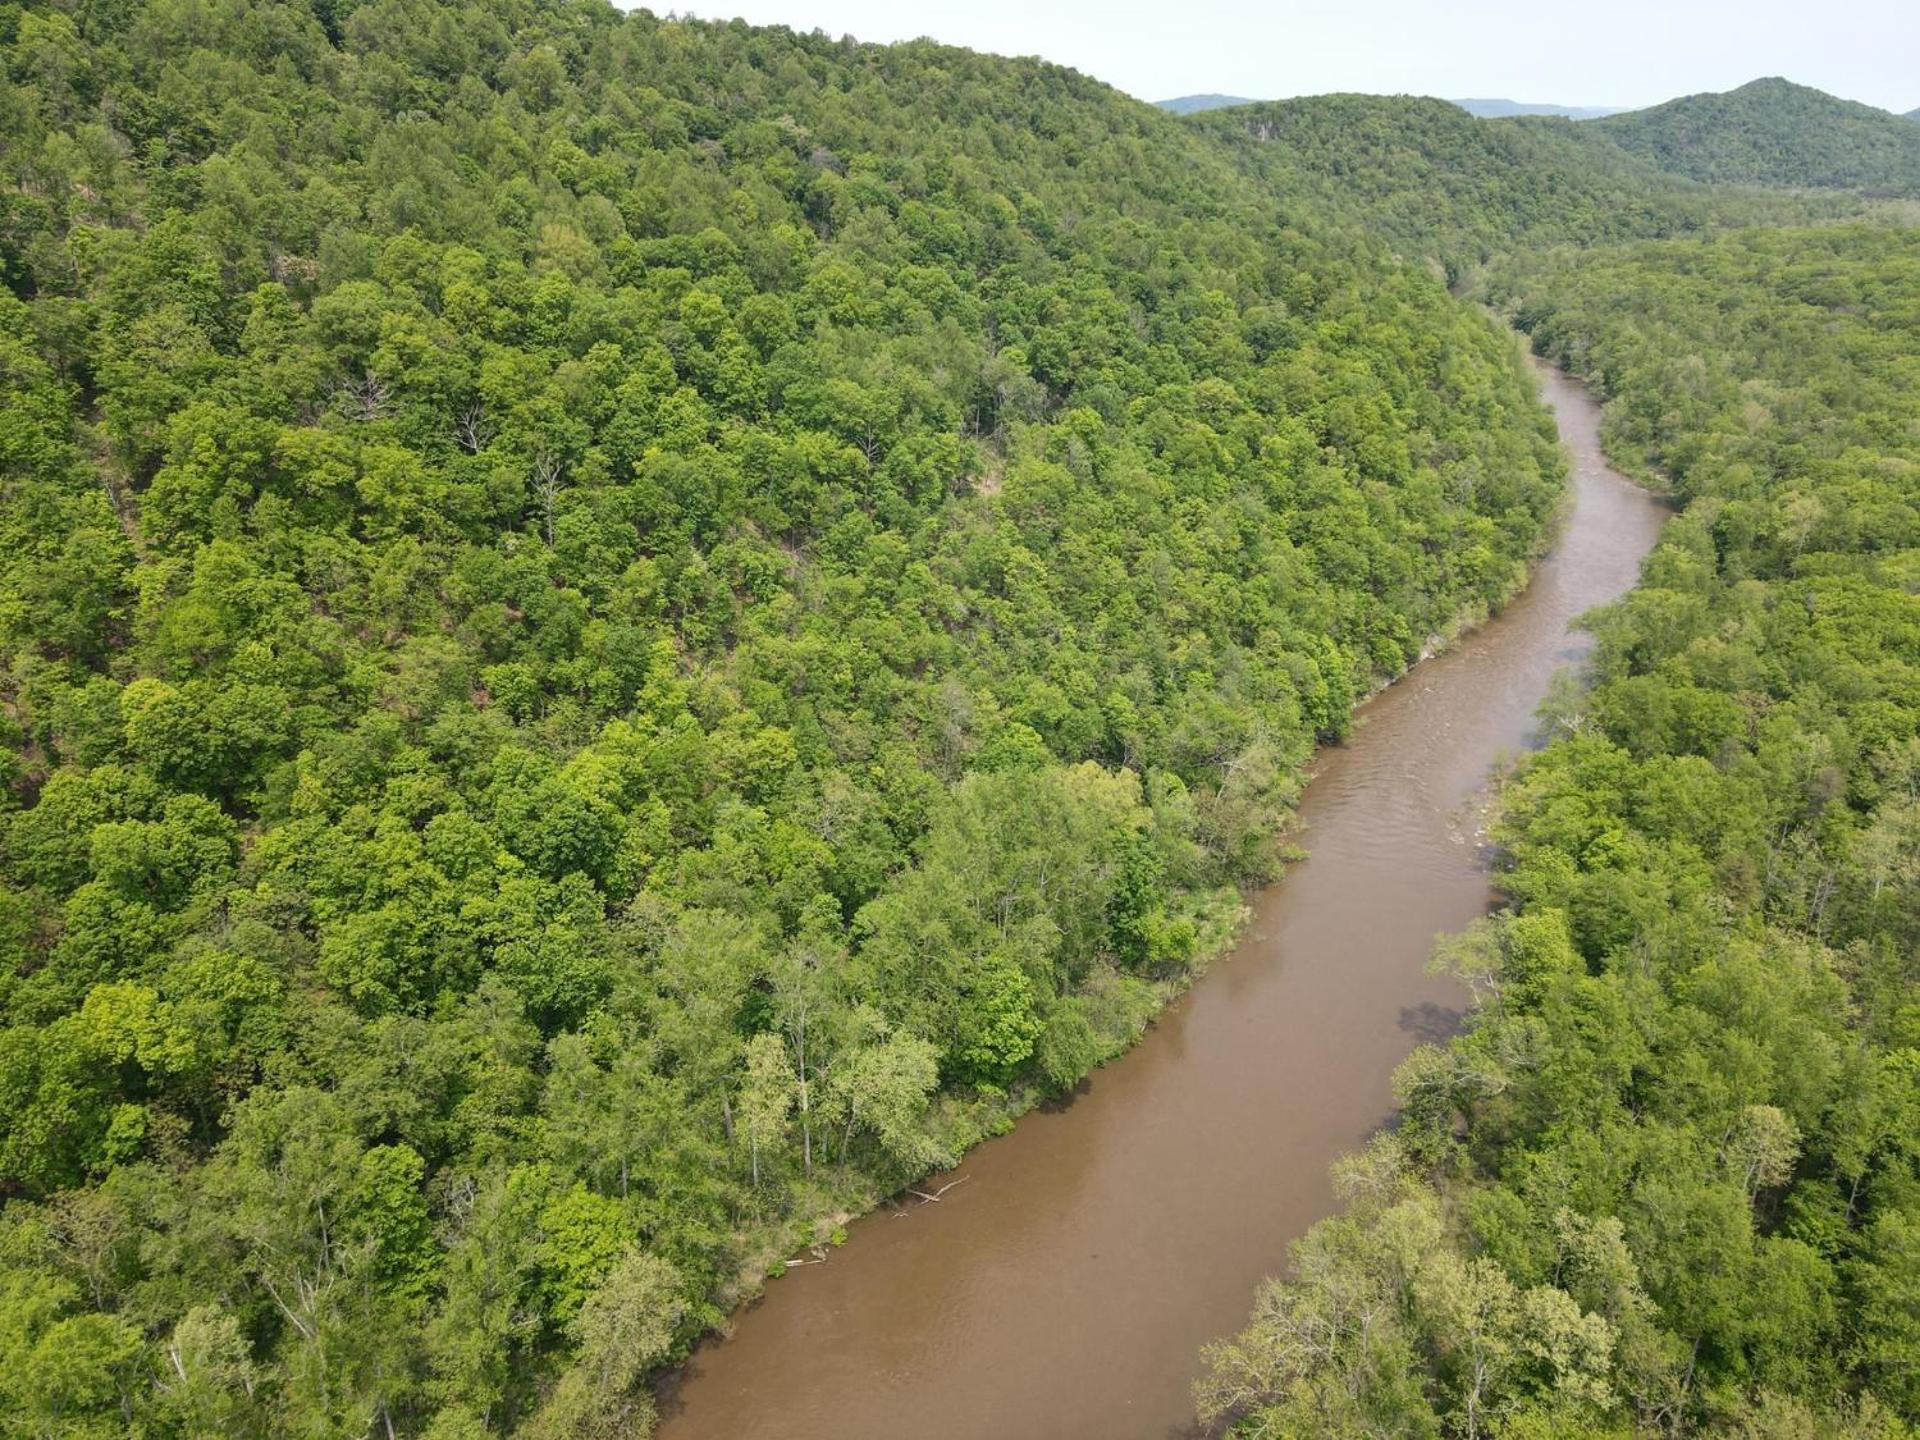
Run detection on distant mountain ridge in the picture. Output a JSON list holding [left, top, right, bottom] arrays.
[[1451, 98, 1626, 120], [1182, 92, 1837, 283], [1161, 83, 1920, 196], [1592, 77, 1920, 192], [1158, 93, 1624, 119], [1155, 93, 1256, 114]]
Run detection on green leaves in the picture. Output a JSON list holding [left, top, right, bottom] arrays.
[[0, 1271, 142, 1440], [520, 1251, 686, 1440], [1213, 226, 1920, 1436], [0, 0, 1585, 1429]]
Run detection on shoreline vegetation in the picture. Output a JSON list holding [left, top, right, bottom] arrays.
[[697, 330, 1561, 1322], [1201, 230, 1920, 1438], [0, 5, 1573, 1436]]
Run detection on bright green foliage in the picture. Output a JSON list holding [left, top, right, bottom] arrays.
[[519, 1251, 685, 1440], [1208, 227, 1920, 1435], [828, 1012, 947, 1172], [0, 0, 1566, 1430]]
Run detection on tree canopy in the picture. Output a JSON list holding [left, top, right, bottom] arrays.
[[1204, 225, 1920, 1439], [0, 0, 1570, 1433], [2, 1, 1914, 1433], [1188, 92, 1862, 283], [1592, 78, 1920, 194]]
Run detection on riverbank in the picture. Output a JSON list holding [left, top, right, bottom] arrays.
[[672, 324, 1565, 1331], [653, 357, 1667, 1439]]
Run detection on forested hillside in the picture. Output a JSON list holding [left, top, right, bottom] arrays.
[[0, 1, 1569, 1434], [1201, 227, 1920, 1437], [1593, 78, 1920, 193], [1189, 94, 1842, 281]]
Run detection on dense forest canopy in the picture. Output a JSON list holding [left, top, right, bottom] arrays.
[[1591, 78, 1920, 194], [1200, 228, 1920, 1439], [0, 0, 1576, 1434]]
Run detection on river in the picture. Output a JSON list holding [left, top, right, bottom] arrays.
[[654, 355, 1669, 1440]]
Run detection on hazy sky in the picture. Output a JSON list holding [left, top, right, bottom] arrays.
[[676, 0, 1920, 113]]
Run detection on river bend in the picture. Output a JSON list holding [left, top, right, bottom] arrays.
[[656, 356, 1668, 1440]]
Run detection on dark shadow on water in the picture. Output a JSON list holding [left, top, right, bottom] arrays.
[[652, 1366, 691, 1425], [1037, 1072, 1095, 1112], [1397, 1000, 1465, 1044]]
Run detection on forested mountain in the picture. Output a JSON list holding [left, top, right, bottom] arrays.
[[1187, 94, 1840, 281], [1593, 78, 1920, 193], [1200, 226, 1920, 1440], [1155, 92, 1257, 113], [0, 1, 1574, 1434]]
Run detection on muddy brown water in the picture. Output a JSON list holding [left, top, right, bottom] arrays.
[[655, 358, 1669, 1440]]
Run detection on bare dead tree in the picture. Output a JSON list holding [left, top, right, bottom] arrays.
[[531, 450, 564, 544], [335, 371, 391, 422], [905, 1174, 970, 1205], [452, 401, 493, 454]]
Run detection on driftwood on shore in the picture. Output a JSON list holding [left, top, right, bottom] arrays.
[[905, 1174, 970, 1205]]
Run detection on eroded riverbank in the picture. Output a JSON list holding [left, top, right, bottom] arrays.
[[655, 356, 1669, 1440]]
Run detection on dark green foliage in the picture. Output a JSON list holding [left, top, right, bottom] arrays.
[[1594, 78, 1920, 193], [0, 0, 1566, 1433]]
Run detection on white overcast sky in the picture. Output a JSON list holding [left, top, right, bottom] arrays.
[[671, 0, 1920, 113]]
